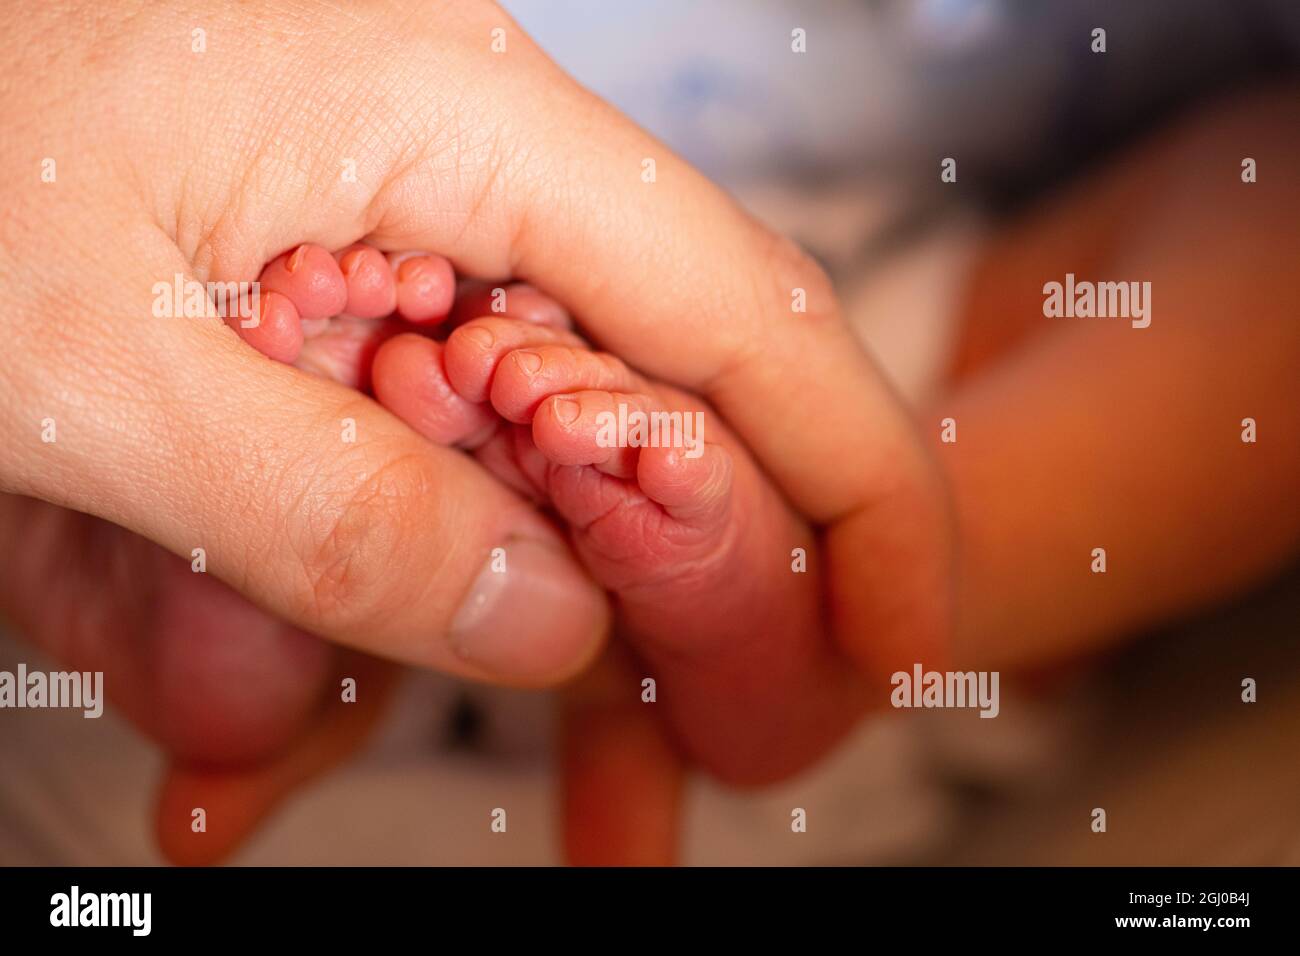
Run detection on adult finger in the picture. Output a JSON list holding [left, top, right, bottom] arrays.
[[559, 646, 683, 866], [0, 494, 335, 765], [156, 652, 397, 866]]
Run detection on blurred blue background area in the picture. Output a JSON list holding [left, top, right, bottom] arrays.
[[505, 0, 1300, 201]]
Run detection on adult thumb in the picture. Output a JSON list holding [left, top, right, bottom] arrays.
[[20, 281, 608, 687]]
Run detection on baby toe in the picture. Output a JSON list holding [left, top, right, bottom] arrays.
[[336, 244, 397, 319], [233, 290, 303, 364], [444, 317, 586, 404], [489, 346, 642, 424], [258, 243, 348, 320], [389, 252, 455, 324], [371, 333, 498, 447], [532, 390, 661, 479], [637, 439, 733, 529]]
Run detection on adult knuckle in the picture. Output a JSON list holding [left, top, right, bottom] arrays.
[[767, 230, 835, 316], [293, 450, 438, 634]]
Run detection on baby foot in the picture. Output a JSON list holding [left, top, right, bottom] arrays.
[[229, 242, 867, 782], [229, 242, 456, 373], [371, 316, 868, 782]]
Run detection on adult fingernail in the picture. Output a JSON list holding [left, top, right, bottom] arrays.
[[449, 535, 606, 681]]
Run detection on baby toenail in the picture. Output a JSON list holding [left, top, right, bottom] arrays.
[[339, 248, 364, 278], [551, 397, 580, 425], [461, 326, 494, 349], [397, 258, 427, 282], [513, 350, 543, 375], [286, 244, 307, 274]]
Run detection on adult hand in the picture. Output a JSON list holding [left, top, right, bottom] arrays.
[[1, 0, 625, 861]]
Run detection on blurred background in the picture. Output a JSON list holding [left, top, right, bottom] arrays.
[[3, 0, 1299, 864]]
